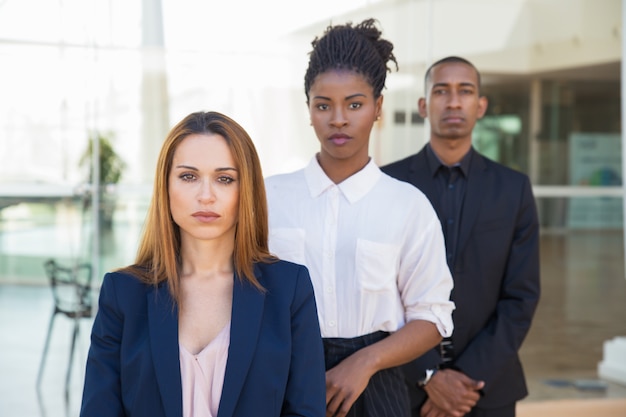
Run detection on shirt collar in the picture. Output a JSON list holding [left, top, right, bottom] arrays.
[[426, 143, 473, 177], [304, 155, 381, 204]]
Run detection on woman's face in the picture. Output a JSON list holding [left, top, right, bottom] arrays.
[[168, 133, 240, 245], [308, 70, 382, 172]]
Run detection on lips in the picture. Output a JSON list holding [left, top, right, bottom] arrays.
[[442, 114, 464, 124], [328, 133, 351, 146], [192, 211, 220, 222]]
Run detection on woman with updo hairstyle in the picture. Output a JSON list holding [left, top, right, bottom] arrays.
[[265, 19, 455, 417]]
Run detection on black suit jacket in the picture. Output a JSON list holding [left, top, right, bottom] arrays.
[[382, 146, 540, 409]]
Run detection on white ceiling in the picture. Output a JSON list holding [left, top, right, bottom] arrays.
[[286, 0, 621, 83]]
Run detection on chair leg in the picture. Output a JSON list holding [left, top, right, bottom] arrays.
[[36, 311, 57, 390], [65, 317, 80, 403]]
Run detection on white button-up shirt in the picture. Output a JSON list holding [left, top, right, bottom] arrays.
[[265, 157, 454, 339]]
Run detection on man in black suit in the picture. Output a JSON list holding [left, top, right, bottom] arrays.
[[382, 56, 540, 417]]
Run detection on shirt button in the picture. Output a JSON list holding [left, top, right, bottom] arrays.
[[328, 320, 336, 327], [325, 286, 333, 293]]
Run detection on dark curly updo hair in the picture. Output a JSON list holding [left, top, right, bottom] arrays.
[[304, 18, 398, 102]]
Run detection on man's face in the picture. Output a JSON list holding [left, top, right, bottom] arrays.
[[419, 61, 487, 143]]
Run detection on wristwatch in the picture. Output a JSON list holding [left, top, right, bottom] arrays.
[[417, 368, 437, 388]]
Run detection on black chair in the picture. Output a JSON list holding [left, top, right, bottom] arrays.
[[36, 258, 93, 400]]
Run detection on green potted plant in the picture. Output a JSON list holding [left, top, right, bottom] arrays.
[[79, 132, 126, 230]]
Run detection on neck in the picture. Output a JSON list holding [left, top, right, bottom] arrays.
[[429, 137, 471, 166], [316, 153, 370, 184], [179, 235, 235, 278]]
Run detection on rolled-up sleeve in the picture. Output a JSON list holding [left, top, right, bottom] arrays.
[[399, 197, 455, 337]]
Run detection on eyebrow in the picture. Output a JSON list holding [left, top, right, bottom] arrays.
[[432, 81, 477, 89], [174, 164, 238, 172], [312, 93, 368, 101]]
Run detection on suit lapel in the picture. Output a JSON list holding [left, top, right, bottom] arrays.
[[456, 152, 488, 264], [407, 147, 487, 272], [408, 149, 443, 217], [147, 283, 182, 417], [217, 267, 266, 417]]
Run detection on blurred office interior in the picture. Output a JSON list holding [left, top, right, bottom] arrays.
[[1, 0, 626, 416]]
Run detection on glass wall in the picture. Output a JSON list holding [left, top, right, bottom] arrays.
[[0, 0, 622, 284], [475, 75, 622, 229]]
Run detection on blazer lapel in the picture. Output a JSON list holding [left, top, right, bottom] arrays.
[[217, 267, 266, 417], [408, 147, 486, 272], [455, 152, 488, 267], [147, 283, 182, 417], [408, 148, 443, 217]]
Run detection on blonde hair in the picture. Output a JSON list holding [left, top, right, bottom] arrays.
[[121, 111, 274, 303]]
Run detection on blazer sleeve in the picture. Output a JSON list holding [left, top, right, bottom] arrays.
[[281, 265, 326, 417], [454, 176, 541, 390], [80, 273, 125, 417]]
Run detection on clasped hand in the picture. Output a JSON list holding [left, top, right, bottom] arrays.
[[421, 368, 485, 417]]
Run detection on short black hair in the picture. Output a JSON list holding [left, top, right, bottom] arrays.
[[424, 56, 482, 93], [304, 18, 398, 102]]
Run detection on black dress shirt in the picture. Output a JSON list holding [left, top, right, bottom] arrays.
[[425, 144, 473, 366], [425, 144, 473, 269]]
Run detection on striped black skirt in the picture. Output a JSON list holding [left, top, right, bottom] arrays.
[[323, 331, 410, 417]]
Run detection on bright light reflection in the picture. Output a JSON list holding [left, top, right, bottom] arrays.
[[0, 0, 385, 185]]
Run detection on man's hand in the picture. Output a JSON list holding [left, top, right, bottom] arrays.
[[421, 368, 484, 417], [420, 399, 450, 417]]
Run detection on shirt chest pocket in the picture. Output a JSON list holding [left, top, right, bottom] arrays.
[[269, 227, 306, 265], [355, 239, 400, 292]]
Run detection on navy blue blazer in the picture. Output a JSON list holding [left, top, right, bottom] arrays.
[[382, 146, 540, 409], [80, 260, 326, 417]]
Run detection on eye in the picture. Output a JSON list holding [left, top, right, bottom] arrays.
[[217, 175, 236, 185], [316, 103, 329, 111], [433, 89, 447, 95], [180, 173, 196, 182], [349, 102, 362, 110]]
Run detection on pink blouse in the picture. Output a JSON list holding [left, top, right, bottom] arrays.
[[179, 323, 231, 417]]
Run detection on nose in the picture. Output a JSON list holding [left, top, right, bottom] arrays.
[[330, 107, 348, 128], [197, 179, 216, 203], [447, 91, 462, 108]]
